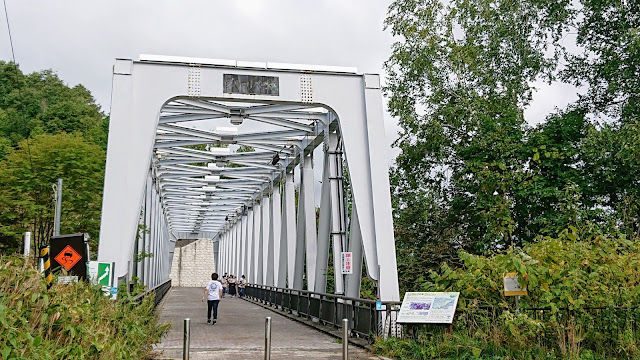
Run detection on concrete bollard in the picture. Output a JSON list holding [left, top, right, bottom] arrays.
[[342, 318, 349, 360], [183, 318, 190, 360], [264, 316, 272, 360]]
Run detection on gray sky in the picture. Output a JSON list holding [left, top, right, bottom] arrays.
[[0, 0, 579, 163]]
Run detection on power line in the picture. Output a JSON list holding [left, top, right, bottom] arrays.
[[2, 0, 15, 63], [2, 0, 35, 173]]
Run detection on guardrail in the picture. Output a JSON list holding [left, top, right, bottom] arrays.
[[245, 284, 400, 342], [128, 279, 172, 308]]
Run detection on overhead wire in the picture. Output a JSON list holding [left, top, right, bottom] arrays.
[[2, 0, 34, 171]]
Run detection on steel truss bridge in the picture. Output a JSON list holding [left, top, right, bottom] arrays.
[[98, 55, 399, 301]]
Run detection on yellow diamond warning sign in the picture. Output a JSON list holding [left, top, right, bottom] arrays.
[[54, 245, 82, 271]]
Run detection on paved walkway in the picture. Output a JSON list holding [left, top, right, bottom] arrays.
[[153, 287, 384, 359]]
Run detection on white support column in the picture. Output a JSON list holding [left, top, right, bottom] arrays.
[[328, 133, 346, 294], [261, 195, 273, 285], [287, 172, 304, 289], [266, 188, 277, 286], [244, 209, 252, 279], [301, 154, 317, 291], [283, 173, 296, 288], [231, 222, 237, 275], [224, 231, 230, 275], [239, 213, 246, 277], [143, 175, 152, 288], [218, 235, 223, 275], [272, 184, 282, 286], [235, 219, 242, 275], [221, 233, 226, 275], [253, 200, 262, 284], [315, 150, 332, 294], [345, 204, 364, 298]]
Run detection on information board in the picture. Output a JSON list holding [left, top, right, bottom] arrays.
[[396, 292, 460, 324]]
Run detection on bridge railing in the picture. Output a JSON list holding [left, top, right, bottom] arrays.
[[128, 279, 172, 308], [245, 284, 399, 342]]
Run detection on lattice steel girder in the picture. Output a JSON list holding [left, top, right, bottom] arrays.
[[98, 56, 400, 301]]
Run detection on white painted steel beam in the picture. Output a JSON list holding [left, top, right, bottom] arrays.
[[99, 56, 399, 301]]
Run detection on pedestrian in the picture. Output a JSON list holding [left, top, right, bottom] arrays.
[[221, 274, 228, 298], [238, 275, 247, 298], [227, 275, 237, 298], [202, 272, 223, 325]]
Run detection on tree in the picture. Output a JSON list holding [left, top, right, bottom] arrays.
[[0, 62, 108, 155], [0, 133, 105, 254], [384, 0, 639, 275], [385, 0, 570, 254]]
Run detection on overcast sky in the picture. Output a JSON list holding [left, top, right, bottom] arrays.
[[0, 0, 579, 163]]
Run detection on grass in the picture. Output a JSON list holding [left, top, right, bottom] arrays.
[[0, 255, 170, 359]]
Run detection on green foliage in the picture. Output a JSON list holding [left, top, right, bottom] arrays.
[[0, 62, 108, 151], [376, 224, 640, 359], [0, 133, 105, 254], [385, 0, 640, 273], [0, 255, 169, 359]]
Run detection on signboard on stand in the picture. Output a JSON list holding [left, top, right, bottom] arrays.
[[504, 273, 527, 296], [50, 233, 89, 280], [397, 292, 460, 324], [341, 252, 353, 274]]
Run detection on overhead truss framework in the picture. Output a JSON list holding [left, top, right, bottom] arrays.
[[98, 55, 399, 301]]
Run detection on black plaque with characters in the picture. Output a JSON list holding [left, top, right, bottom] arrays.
[[223, 74, 279, 96]]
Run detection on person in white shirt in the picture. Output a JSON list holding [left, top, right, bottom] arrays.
[[202, 273, 223, 324]]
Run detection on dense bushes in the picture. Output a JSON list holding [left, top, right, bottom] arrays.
[[0, 256, 169, 359], [375, 224, 640, 359]]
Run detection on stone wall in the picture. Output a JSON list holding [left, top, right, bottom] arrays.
[[169, 238, 215, 287]]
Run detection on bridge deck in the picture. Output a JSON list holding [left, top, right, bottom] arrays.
[[153, 287, 382, 359]]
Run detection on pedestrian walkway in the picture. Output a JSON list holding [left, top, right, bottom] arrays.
[[153, 287, 385, 359]]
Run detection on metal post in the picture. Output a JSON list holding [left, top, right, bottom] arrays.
[[183, 318, 190, 360], [264, 317, 272, 360], [342, 318, 349, 360], [23, 232, 31, 257], [54, 178, 62, 236]]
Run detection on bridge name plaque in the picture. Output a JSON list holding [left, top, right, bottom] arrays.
[[223, 74, 279, 96]]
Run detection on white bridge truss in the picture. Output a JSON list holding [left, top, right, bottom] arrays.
[[98, 55, 399, 301]]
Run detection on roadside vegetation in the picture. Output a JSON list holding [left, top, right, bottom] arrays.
[[0, 256, 169, 359], [379, 0, 639, 358], [0, 62, 108, 255]]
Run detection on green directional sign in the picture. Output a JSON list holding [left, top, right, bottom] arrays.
[[97, 262, 112, 287]]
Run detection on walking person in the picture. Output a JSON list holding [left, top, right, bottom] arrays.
[[221, 274, 228, 298], [202, 273, 223, 324], [227, 275, 237, 298], [238, 275, 247, 298]]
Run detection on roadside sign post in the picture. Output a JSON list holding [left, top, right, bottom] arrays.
[[504, 272, 527, 312], [88, 261, 115, 297], [50, 233, 89, 281]]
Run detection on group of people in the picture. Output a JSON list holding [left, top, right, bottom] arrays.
[[221, 273, 246, 298], [201, 272, 247, 325]]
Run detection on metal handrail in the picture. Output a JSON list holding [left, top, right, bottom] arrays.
[[128, 279, 172, 307], [245, 283, 397, 341], [247, 283, 399, 305]]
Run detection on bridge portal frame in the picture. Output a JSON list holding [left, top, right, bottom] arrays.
[[98, 56, 400, 301]]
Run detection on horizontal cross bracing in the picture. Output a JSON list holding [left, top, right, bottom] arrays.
[[153, 98, 331, 237]]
